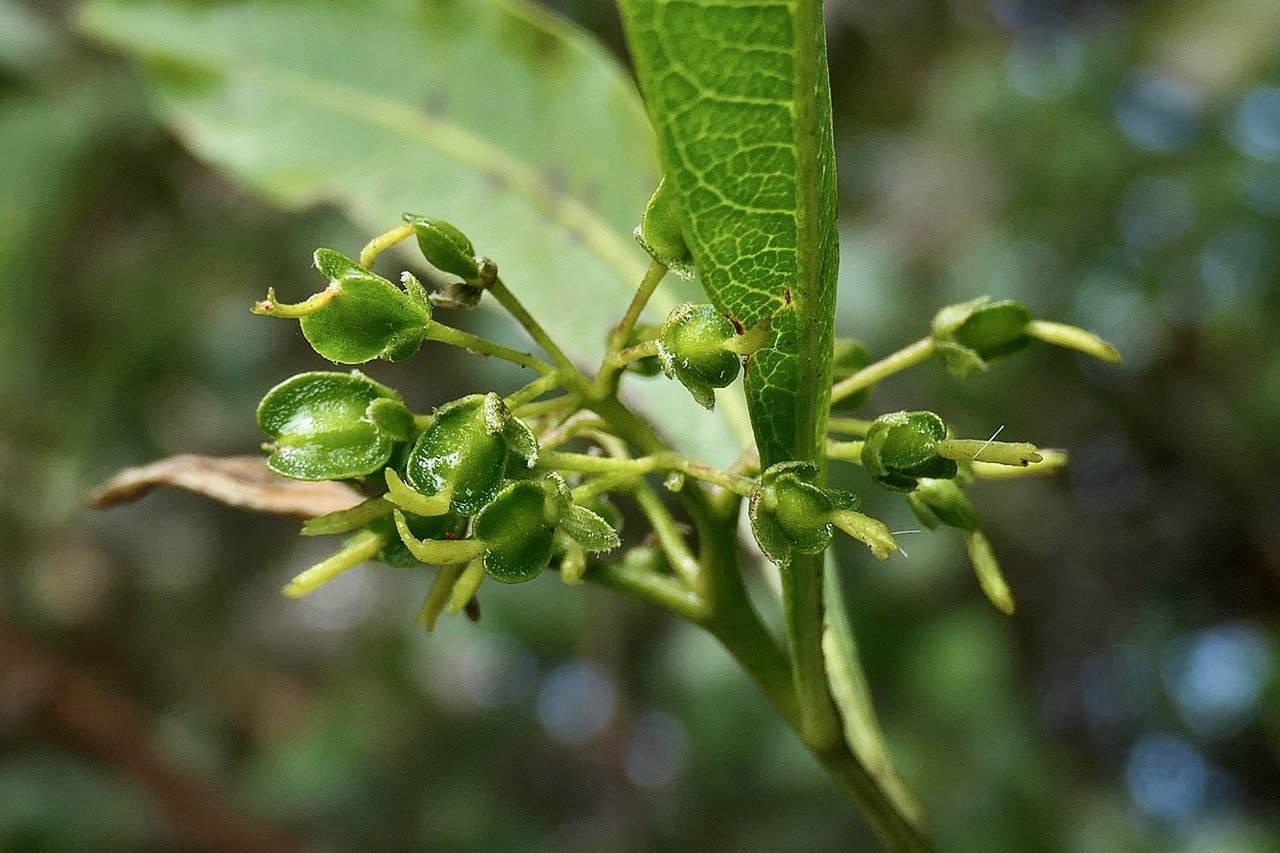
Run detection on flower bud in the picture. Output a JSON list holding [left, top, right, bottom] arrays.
[[635, 177, 696, 278], [931, 297, 1034, 378], [749, 462, 835, 565]]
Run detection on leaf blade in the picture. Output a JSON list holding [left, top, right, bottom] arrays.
[[77, 0, 749, 464], [616, 0, 838, 467]]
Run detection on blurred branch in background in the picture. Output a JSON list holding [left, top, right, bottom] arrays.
[[0, 621, 301, 853]]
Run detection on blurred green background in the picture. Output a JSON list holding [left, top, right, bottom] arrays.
[[2, 0, 1279, 850]]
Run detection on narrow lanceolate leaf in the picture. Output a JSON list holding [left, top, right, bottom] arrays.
[[77, 0, 748, 466], [617, 0, 838, 468]]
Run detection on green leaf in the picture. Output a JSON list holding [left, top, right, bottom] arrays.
[[78, 0, 748, 466], [617, 0, 838, 468], [256, 370, 412, 481]]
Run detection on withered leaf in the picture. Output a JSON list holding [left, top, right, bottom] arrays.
[[88, 455, 363, 519]]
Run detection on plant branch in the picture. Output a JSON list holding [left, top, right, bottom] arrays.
[[358, 223, 415, 268], [538, 449, 756, 497], [598, 258, 667, 391], [504, 372, 561, 409], [488, 276, 592, 387], [632, 482, 703, 594], [584, 558, 706, 621], [425, 322, 556, 374], [830, 337, 935, 406], [782, 551, 844, 749]]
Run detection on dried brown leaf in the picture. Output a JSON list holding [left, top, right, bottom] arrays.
[[88, 455, 363, 519]]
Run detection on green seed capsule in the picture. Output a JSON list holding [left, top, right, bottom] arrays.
[[253, 249, 432, 364], [861, 411, 958, 492], [256, 370, 413, 481], [749, 462, 835, 566], [657, 303, 742, 409], [404, 214, 482, 283], [403, 393, 537, 516]]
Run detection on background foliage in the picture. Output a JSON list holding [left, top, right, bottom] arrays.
[[2, 0, 1279, 850]]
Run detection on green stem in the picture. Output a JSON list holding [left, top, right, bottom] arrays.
[[282, 529, 382, 598], [584, 558, 706, 622], [489, 277, 590, 385], [504, 372, 560, 409], [830, 337, 935, 406], [418, 562, 466, 630], [515, 394, 578, 420], [782, 551, 844, 748], [538, 449, 756, 497], [696, 508, 800, 730], [571, 472, 637, 503], [446, 559, 487, 615], [425, 322, 555, 374], [609, 259, 667, 351], [632, 483, 703, 595], [536, 411, 606, 452], [827, 440, 865, 464], [827, 416, 872, 437], [358, 223, 415, 269], [598, 258, 667, 392], [605, 338, 660, 370]]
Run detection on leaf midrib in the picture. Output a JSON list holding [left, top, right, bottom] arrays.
[[790, 0, 827, 466]]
